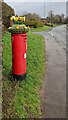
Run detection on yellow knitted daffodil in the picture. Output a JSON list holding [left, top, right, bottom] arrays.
[[20, 17, 22, 20], [15, 17, 18, 21], [16, 25, 19, 29], [18, 17, 21, 21], [27, 26, 30, 28], [10, 16, 16, 21], [10, 17, 13, 21], [23, 16, 25, 21], [10, 16, 26, 22], [24, 26, 27, 29]]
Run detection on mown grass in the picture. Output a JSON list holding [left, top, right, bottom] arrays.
[[2, 31, 45, 118], [30, 24, 60, 32], [30, 25, 52, 32]]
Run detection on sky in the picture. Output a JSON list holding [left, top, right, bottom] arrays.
[[4, 0, 67, 2], [4, 0, 67, 18]]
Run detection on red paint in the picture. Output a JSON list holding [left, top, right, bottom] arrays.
[[12, 33, 27, 75]]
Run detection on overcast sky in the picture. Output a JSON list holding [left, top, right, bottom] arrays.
[[4, 0, 67, 18]]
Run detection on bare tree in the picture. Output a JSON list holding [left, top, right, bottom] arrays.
[[48, 10, 54, 25], [61, 14, 64, 23], [22, 13, 41, 21]]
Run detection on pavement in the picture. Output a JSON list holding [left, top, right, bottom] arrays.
[[33, 25, 66, 118]]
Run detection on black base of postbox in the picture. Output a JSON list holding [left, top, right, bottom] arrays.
[[12, 73, 26, 81]]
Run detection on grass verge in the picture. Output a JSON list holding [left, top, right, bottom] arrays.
[[2, 31, 45, 118], [30, 25, 52, 32], [30, 24, 61, 32]]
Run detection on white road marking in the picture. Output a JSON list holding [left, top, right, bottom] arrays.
[[51, 32, 54, 37], [48, 31, 54, 37]]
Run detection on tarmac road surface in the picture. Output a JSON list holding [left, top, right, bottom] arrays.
[[33, 25, 66, 118]]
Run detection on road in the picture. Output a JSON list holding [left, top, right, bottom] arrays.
[[33, 25, 66, 118]]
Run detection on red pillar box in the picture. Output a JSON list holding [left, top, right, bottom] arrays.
[[8, 16, 29, 80], [12, 33, 27, 80]]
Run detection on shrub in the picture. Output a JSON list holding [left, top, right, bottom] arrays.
[[45, 23, 53, 27], [34, 21, 44, 28], [24, 21, 44, 28], [24, 21, 36, 27]]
